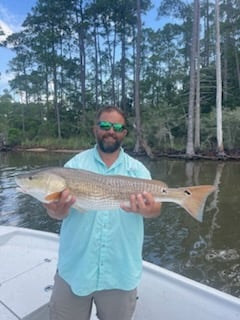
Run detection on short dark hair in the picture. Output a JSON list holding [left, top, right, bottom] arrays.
[[95, 106, 127, 125]]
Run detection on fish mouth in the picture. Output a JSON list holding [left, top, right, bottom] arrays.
[[16, 187, 27, 194]]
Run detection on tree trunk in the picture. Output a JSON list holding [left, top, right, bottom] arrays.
[[133, 0, 153, 158], [186, 0, 199, 157], [104, 22, 116, 105], [203, 0, 210, 67], [133, 0, 142, 154], [215, 0, 225, 156], [194, 0, 201, 151], [93, 23, 99, 109], [234, 43, 240, 91], [76, 5, 86, 112], [121, 26, 126, 112], [51, 29, 61, 139]]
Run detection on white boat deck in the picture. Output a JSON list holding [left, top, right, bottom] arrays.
[[0, 227, 58, 320], [0, 226, 239, 320]]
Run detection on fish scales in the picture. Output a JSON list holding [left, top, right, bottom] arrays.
[[57, 169, 167, 211], [54, 168, 165, 202], [102, 176, 166, 201], [15, 167, 216, 221]]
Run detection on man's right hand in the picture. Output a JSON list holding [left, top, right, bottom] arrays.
[[44, 189, 76, 220]]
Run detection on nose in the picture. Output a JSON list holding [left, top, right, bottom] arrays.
[[108, 126, 115, 133]]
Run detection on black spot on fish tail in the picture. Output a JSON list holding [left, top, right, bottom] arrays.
[[184, 189, 192, 196]]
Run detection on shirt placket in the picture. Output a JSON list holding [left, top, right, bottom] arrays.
[[94, 158, 122, 289], [97, 210, 111, 289]]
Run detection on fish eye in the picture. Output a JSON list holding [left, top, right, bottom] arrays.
[[161, 188, 167, 193], [28, 176, 33, 180]]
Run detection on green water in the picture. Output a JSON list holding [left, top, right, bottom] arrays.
[[0, 151, 239, 297]]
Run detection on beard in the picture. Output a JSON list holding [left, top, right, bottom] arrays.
[[97, 134, 122, 153]]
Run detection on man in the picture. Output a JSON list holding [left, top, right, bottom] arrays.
[[46, 106, 162, 320]]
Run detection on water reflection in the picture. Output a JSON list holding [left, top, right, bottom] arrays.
[[0, 151, 74, 232], [1, 152, 240, 298], [142, 158, 240, 298]]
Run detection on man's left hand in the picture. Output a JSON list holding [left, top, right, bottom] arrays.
[[121, 191, 162, 218]]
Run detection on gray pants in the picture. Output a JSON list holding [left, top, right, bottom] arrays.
[[49, 273, 137, 320]]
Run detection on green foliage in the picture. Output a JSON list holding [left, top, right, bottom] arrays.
[[196, 109, 240, 152], [21, 136, 94, 150], [1, 0, 240, 155], [1, 96, 240, 152], [222, 109, 240, 149], [8, 128, 22, 146]]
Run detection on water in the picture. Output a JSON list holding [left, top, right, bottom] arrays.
[[1, 151, 240, 298]]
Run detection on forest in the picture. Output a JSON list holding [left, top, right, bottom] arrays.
[[0, 0, 240, 158]]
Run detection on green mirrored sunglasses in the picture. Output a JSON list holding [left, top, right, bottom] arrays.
[[97, 121, 126, 132]]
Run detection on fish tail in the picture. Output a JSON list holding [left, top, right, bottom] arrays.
[[180, 185, 216, 221]]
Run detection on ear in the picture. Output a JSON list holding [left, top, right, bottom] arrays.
[[123, 128, 128, 137]]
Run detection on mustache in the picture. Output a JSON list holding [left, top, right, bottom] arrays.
[[102, 133, 117, 139]]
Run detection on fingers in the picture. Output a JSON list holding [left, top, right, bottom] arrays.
[[121, 192, 154, 214], [121, 191, 161, 217], [44, 189, 76, 220], [58, 189, 76, 208], [120, 194, 138, 212]]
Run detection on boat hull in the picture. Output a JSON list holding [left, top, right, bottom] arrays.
[[0, 226, 239, 320]]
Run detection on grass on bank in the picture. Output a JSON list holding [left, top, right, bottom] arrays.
[[20, 136, 94, 151]]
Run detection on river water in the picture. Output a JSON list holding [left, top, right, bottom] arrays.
[[0, 151, 240, 298]]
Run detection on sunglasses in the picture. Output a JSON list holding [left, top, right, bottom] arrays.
[[97, 121, 126, 132]]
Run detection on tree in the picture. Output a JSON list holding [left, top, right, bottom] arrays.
[[186, 0, 200, 157], [194, 0, 200, 151], [134, 0, 142, 153], [215, 0, 224, 156], [4, 0, 240, 154], [0, 25, 5, 45]]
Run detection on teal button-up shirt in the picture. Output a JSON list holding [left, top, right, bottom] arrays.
[[57, 146, 151, 296]]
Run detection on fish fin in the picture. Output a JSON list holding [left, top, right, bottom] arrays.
[[180, 185, 216, 222], [45, 192, 62, 202]]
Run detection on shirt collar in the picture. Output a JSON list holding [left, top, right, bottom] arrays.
[[93, 145, 124, 171]]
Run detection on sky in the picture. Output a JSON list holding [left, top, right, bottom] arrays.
[[0, 0, 164, 95]]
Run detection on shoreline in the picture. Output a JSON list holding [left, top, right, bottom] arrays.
[[8, 147, 240, 161], [13, 147, 83, 154]]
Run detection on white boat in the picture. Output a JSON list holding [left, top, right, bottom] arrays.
[[0, 226, 239, 320]]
